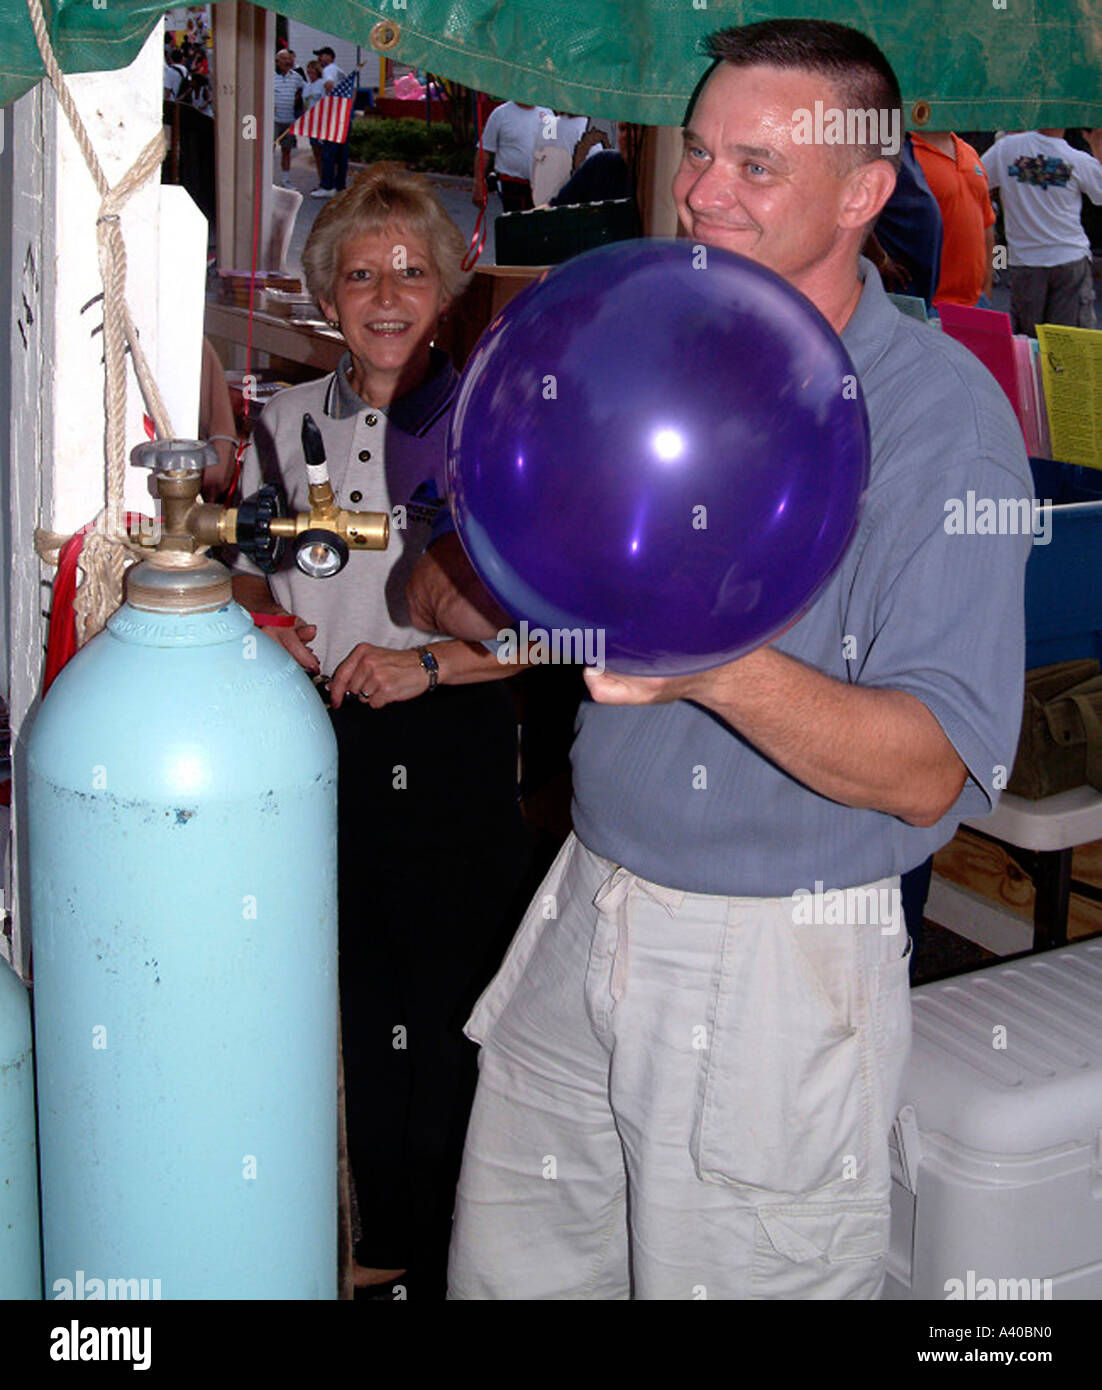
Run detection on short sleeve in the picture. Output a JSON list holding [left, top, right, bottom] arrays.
[[1072, 147, 1102, 204], [856, 458, 1032, 814], [982, 142, 1002, 189], [973, 173, 997, 227], [480, 106, 502, 153]]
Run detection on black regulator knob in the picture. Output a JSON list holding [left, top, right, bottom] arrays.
[[235, 486, 286, 574]]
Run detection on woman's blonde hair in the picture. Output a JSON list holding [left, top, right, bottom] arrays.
[[302, 162, 473, 309]]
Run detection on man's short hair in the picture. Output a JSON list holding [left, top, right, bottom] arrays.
[[689, 19, 904, 171]]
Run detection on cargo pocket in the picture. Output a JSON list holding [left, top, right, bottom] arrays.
[[751, 1200, 891, 1299], [690, 912, 876, 1198], [873, 934, 913, 1138], [463, 832, 578, 1047]]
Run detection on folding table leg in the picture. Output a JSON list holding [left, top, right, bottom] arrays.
[[1033, 848, 1072, 950]]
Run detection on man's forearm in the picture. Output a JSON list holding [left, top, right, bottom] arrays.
[[687, 646, 967, 827]]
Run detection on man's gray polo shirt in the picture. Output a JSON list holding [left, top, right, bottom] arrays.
[[571, 262, 1034, 896]]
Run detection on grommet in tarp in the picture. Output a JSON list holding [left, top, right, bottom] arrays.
[[370, 20, 400, 51], [911, 100, 931, 126]]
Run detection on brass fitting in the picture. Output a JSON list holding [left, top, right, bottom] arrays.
[[130, 439, 389, 558]]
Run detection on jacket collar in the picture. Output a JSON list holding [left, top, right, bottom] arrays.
[[325, 346, 458, 436]]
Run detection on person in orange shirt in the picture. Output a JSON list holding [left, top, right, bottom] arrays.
[[912, 130, 997, 307]]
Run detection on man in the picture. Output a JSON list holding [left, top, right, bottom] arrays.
[[312, 45, 351, 199], [474, 100, 547, 212], [412, 20, 1032, 1300], [274, 48, 305, 189], [163, 47, 188, 102], [984, 127, 1102, 333], [912, 130, 997, 307]]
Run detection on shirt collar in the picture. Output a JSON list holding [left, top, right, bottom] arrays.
[[328, 346, 459, 435], [839, 256, 898, 380], [912, 131, 959, 164]]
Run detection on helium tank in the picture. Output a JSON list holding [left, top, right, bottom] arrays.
[[27, 554, 338, 1299], [0, 955, 41, 1297]]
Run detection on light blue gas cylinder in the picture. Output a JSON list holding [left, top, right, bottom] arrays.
[[0, 954, 41, 1297], [27, 555, 337, 1299]]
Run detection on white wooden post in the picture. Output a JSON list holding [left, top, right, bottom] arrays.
[[644, 126, 683, 237], [1, 26, 207, 973], [213, 1, 274, 277]]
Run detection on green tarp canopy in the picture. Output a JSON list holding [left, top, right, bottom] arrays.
[[2, 0, 1099, 128]]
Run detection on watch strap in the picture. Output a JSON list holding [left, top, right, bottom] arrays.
[[415, 645, 440, 691]]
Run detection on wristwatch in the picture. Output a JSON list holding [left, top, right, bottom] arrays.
[[415, 645, 440, 691]]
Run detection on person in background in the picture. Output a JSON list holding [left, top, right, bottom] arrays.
[[912, 130, 997, 308], [187, 73, 213, 116], [984, 127, 1102, 333], [473, 100, 547, 212], [274, 48, 305, 189], [301, 59, 326, 185], [550, 122, 634, 207], [867, 131, 943, 309], [530, 110, 587, 205], [311, 46, 351, 199], [163, 47, 188, 102]]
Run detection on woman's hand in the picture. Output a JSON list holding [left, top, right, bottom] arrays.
[[328, 643, 430, 709], [268, 618, 321, 675]]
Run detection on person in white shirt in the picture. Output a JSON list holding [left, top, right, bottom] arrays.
[[311, 45, 351, 198], [163, 48, 188, 101], [530, 111, 588, 205], [274, 48, 306, 187], [984, 128, 1102, 333], [301, 59, 326, 183], [474, 101, 550, 212]]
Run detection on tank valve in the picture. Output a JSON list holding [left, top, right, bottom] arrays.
[[130, 425, 390, 576]]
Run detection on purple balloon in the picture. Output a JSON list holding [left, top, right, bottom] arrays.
[[447, 239, 870, 675]]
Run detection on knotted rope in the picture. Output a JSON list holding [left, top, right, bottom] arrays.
[[28, 0, 176, 643]]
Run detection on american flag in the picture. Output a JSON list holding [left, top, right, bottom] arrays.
[[287, 68, 358, 143]]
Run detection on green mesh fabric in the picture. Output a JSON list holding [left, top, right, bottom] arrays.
[[2, 0, 1098, 128]]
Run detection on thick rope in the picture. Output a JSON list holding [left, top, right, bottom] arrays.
[[27, 0, 177, 643]]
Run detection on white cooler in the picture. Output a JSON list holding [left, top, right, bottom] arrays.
[[885, 940, 1102, 1300]]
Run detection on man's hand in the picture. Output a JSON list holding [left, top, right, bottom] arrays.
[[1085, 129, 1102, 163], [406, 533, 511, 639], [584, 667, 702, 706], [328, 643, 430, 709]]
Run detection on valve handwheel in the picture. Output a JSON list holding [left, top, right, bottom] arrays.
[[235, 485, 286, 575]]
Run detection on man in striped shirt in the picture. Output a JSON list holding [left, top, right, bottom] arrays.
[[274, 48, 305, 188]]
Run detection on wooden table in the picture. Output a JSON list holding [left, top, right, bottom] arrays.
[[204, 303, 345, 376]]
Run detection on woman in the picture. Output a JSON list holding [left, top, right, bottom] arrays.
[[232, 165, 530, 1299]]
